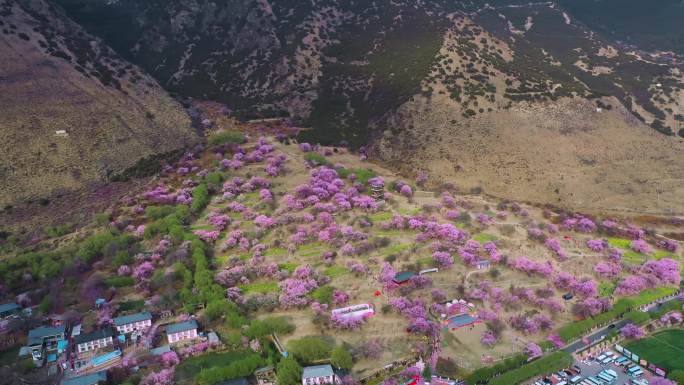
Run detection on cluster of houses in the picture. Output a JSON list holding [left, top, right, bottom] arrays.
[[0, 299, 212, 384]]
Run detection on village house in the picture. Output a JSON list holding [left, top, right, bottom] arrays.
[[60, 370, 107, 385], [166, 320, 198, 344], [302, 364, 338, 385], [255, 366, 277, 385], [393, 271, 415, 285], [113, 311, 152, 334], [474, 260, 491, 270], [27, 325, 66, 360], [0, 302, 20, 319], [74, 328, 115, 354]]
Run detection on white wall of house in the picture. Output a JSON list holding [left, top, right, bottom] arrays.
[[115, 319, 152, 334], [302, 375, 337, 385], [77, 336, 114, 353], [167, 328, 198, 344]]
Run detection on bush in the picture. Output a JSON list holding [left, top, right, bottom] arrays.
[[195, 354, 264, 385], [488, 352, 573, 385], [244, 317, 296, 339], [466, 354, 527, 384], [191, 183, 210, 213], [304, 152, 330, 166], [208, 131, 246, 146], [310, 286, 334, 304], [286, 336, 333, 364], [331, 346, 353, 370], [105, 276, 135, 288], [277, 357, 303, 385], [146, 205, 176, 219]]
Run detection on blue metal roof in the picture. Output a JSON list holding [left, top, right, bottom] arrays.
[[60, 371, 107, 385], [0, 302, 20, 314], [113, 311, 152, 326], [167, 320, 197, 334], [150, 345, 171, 356], [28, 325, 65, 339]]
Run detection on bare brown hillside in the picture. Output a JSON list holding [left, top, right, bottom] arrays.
[[374, 96, 684, 215], [0, 0, 198, 207]]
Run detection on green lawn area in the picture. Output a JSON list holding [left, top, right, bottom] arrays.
[[175, 350, 249, 383], [263, 247, 287, 257], [278, 262, 298, 273], [652, 250, 676, 260], [368, 211, 393, 222], [473, 233, 497, 243], [375, 229, 410, 237], [623, 251, 646, 264], [118, 299, 145, 312], [607, 237, 631, 249], [625, 329, 684, 372], [380, 243, 414, 255], [598, 281, 616, 297], [323, 265, 348, 278], [239, 281, 280, 294]]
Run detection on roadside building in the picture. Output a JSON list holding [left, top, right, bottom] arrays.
[[113, 312, 152, 334], [74, 329, 115, 354], [302, 364, 338, 385], [166, 320, 198, 344]]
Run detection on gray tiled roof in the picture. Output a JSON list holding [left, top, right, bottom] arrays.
[[113, 311, 152, 326], [166, 320, 198, 334], [73, 328, 114, 345], [303, 364, 334, 379]]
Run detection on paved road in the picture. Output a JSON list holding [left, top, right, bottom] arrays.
[[563, 294, 681, 353], [563, 319, 629, 353]]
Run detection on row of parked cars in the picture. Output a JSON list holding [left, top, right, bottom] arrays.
[[532, 364, 584, 385], [595, 351, 645, 378]]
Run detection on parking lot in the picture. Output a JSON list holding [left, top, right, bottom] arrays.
[[527, 349, 657, 385]]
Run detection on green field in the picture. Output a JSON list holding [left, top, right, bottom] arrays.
[[625, 329, 684, 372], [175, 350, 250, 383]]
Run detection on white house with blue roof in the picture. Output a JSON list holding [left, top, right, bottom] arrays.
[[166, 319, 198, 344], [302, 364, 338, 385], [113, 311, 152, 334]]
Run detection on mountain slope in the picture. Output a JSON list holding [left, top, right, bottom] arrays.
[[0, 0, 198, 207], [49, 0, 684, 213]]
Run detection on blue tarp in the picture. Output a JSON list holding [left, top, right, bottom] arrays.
[[447, 314, 478, 328], [47, 353, 57, 362]]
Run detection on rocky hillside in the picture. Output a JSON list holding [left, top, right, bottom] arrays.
[[33, 0, 684, 213], [0, 0, 198, 208]]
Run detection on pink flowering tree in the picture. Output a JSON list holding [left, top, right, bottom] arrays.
[[631, 239, 651, 254], [547, 334, 565, 349], [524, 342, 542, 358], [141, 368, 175, 385], [432, 251, 454, 268], [480, 330, 498, 347], [620, 323, 645, 339]]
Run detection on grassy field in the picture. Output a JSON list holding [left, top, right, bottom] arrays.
[[625, 329, 684, 372], [175, 350, 249, 383]]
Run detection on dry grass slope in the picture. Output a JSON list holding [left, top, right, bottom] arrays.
[[0, 0, 198, 207]]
